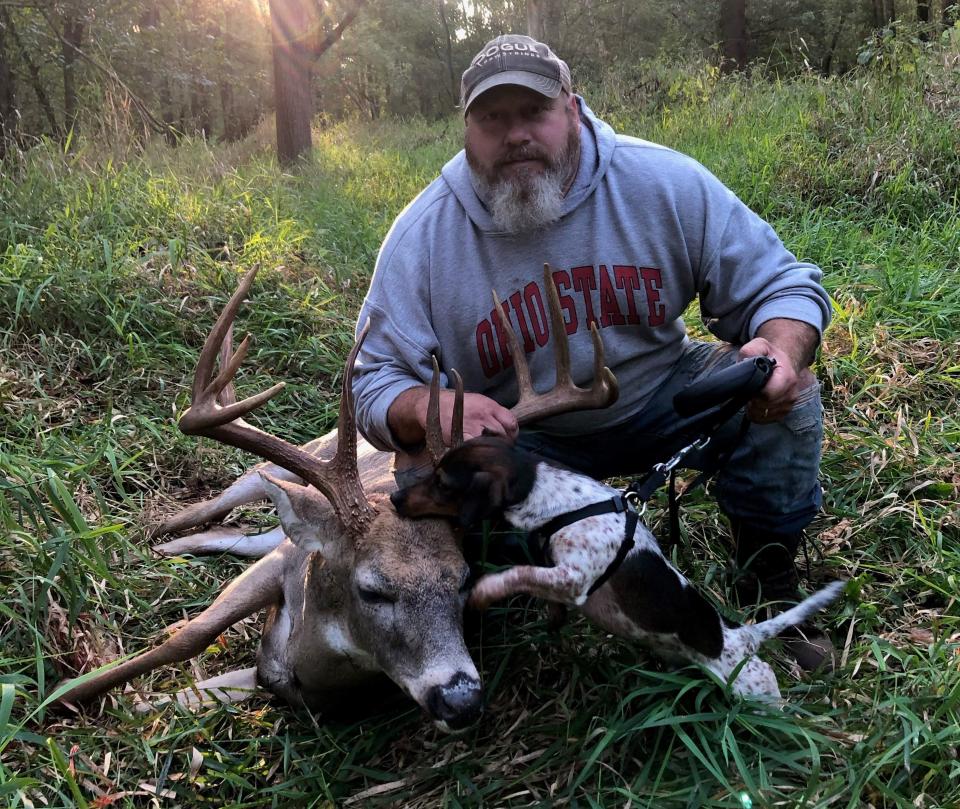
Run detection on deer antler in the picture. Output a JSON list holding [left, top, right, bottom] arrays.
[[178, 265, 377, 538], [425, 358, 463, 465], [422, 263, 619, 460], [494, 263, 619, 425]]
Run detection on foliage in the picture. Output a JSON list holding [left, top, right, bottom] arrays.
[[2, 0, 958, 148], [1, 40, 959, 809]]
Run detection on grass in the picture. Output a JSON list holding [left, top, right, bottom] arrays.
[[1, 40, 959, 808]]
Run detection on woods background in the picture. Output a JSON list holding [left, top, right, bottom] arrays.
[[1, 0, 957, 161]]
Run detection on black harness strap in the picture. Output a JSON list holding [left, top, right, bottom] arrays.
[[589, 509, 638, 595], [531, 495, 639, 596]]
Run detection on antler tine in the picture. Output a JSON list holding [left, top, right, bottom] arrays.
[[180, 266, 376, 538], [450, 369, 464, 449], [331, 318, 369, 475], [425, 356, 445, 465], [424, 359, 465, 464], [491, 288, 535, 399], [543, 263, 572, 384], [216, 327, 238, 407], [504, 263, 619, 426], [182, 265, 285, 431]]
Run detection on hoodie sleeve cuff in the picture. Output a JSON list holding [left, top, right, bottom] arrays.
[[357, 379, 425, 453], [749, 296, 830, 342]]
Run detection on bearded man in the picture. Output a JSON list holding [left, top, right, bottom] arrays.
[[352, 35, 835, 671]]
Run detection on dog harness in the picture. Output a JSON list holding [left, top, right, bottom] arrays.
[[533, 494, 640, 596]]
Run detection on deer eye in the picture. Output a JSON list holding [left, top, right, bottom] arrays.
[[358, 587, 397, 606]]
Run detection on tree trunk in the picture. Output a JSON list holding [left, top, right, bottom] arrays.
[[874, 0, 896, 27], [437, 0, 457, 106], [219, 11, 237, 140], [61, 12, 85, 138], [191, 83, 211, 139], [720, 0, 748, 74], [917, 0, 930, 38], [269, 0, 367, 164], [0, 8, 16, 151], [159, 75, 177, 144], [220, 81, 236, 140], [821, 12, 847, 75], [526, 0, 559, 43], [3, 8, 59, 135], [270, 0, 315, 165]]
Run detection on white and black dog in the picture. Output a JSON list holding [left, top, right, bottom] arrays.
[[391, 435, 842, 700]]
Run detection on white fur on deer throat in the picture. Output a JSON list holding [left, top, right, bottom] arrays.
[[320, 621, 377, 670]]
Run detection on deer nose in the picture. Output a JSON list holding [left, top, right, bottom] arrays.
[[426, 672, 483, 729]]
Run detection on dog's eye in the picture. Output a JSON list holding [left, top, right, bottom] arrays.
[[358, 587, 397, 606]]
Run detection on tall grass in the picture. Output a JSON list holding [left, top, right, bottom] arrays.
[[1, 38, 958, 808]]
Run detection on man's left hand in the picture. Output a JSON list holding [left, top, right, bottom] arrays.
[[739, 318, 819, 424]]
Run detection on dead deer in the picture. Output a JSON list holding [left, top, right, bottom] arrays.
[[52, 264, 618, 730]]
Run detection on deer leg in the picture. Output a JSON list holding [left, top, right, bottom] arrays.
[[133, 666, 259, 712], [468, 565, 588, 610], [154, 454, 322, 538], [154, 525, 286, 558], [52, 551, 285, 707]]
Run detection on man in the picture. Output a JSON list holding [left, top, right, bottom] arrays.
[[352, 35, 834, 670]]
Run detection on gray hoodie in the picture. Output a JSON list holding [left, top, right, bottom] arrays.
[[353, 99, 830, 452]]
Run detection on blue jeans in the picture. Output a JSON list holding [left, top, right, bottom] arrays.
[[514, 341, 823, 535]]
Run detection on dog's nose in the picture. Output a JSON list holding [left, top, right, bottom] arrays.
[[389, 490, 405, 512]]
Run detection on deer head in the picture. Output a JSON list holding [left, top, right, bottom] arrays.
[[179, 265, 481, 730]]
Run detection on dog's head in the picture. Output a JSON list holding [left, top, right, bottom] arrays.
[[391, 436, 537, 526]]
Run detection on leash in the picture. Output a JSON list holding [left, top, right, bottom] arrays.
[[527, 356, 776, 592], [627, 355, 777, 551]]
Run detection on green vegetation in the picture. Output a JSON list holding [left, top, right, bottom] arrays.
[[2, 44, 959, 808]]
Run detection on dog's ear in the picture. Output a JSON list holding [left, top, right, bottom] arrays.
[[459, 470, 506, 527]]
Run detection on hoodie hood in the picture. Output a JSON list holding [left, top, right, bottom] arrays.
[[440, 97, 616, 233]]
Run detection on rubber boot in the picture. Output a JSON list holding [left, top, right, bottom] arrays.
[[731, 522, 835, 673]]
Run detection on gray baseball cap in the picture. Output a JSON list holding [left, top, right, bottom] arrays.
[[460, 34, 572, 112]]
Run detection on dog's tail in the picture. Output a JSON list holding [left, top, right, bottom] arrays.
[[747, 580, 845, 644]]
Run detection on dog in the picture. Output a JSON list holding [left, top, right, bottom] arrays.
[[391, 435, 843, 699]]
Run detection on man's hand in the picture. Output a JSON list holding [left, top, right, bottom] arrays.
[[388, 385, 518, 448], [739, 318, 819, 424]]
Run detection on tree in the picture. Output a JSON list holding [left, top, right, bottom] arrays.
[[527, 0, 560, 43], [872, 0, 895, 28], [0, 9, 16, 151], [271, 0, 367, 165], [720, 0, 749, 73], [57, 2, 87, 136]]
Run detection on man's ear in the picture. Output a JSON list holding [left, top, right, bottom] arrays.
[[259, 472, 342, 558], [459, 471, 506, 527]]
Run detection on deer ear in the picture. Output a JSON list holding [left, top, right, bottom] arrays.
[[459, 471, 506, 527], [259, 472, 342, 557]]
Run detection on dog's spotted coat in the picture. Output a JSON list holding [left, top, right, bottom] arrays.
[[392, 436, 842, 700]]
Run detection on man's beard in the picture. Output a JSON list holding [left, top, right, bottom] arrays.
[[467, 119, 580, 234]]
